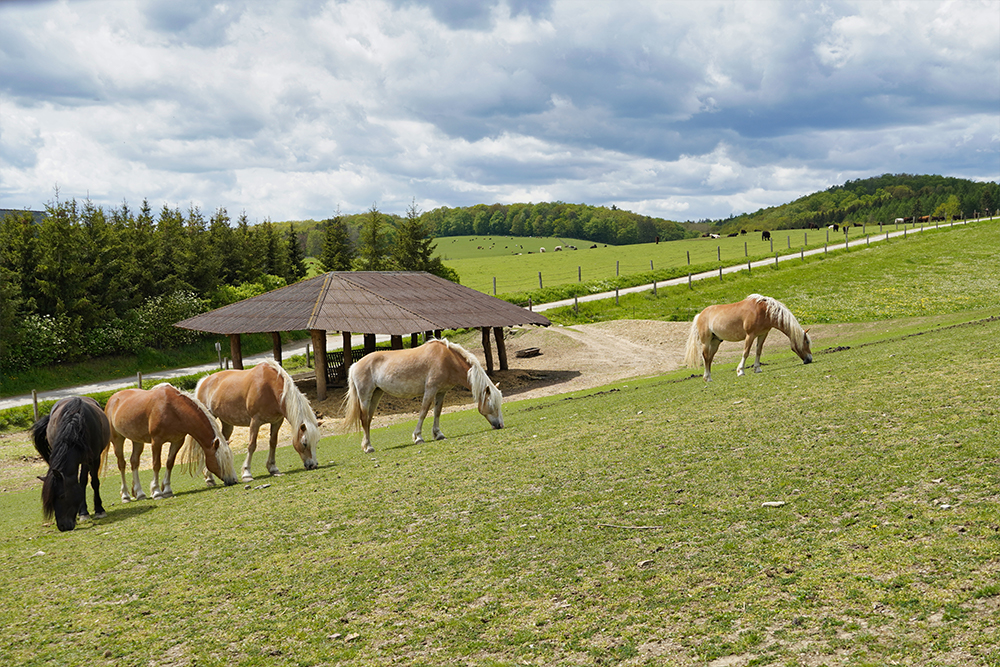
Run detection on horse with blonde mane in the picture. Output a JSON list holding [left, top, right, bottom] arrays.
[[103, 383, 238, 501], [685, 294, 812, 382], [342, 339, 503, 453], [195, 360, 321, 482]]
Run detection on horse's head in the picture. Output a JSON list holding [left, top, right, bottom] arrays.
[[204, 437, 238, 486], [796, 328, 813, 365], [478, 383, 504, 430], [292, 422, 320, 470], [40, 469, 84, 532]]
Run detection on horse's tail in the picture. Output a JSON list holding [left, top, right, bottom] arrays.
[[684, 314, 704, 368], [31, 414, 53, 463], [340, 366, 364, 434]]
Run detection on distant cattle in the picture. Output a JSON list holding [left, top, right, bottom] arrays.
[[930, 216, 945, 222], [952, 214, 962, 220], [894, 218, 904, 224], [539, 247, 545, 253], [590, 244, 598, 249], [554, 246, 562, 251], [739, 230, 747, 236], [762, 230, 771, 241], [902, 216, 914, 223], [918, 216, 930, 223], [709, 233, 721, 239]]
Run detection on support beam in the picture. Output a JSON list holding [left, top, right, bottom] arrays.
[[364, 334, 377, 355], [424, 330, 434, 342], [229, 334, 244, 370], [271, 332, 282, 365], [341, 331, 353, 379], [493, 327, 508, 371], [434, 330, 443, 339], [311, 329, 328, 401], [390, 335, 403, 350], [410, 333, 420, 348], [481, 327, 494, 373]]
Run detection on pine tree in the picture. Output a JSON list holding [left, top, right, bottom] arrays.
[[319, 208, 355, 272], [285, 229, 307, 282], [393, 199, 435, 271], [353, 204, 393, 271]]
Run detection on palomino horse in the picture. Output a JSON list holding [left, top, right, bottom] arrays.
[[103, 383, 238, 501], [195, 359, 321, 483], [685, 293, 812, 382], [32, 396, 110, 531], [342, 338, 503, 453]]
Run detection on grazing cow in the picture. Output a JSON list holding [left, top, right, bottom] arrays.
[[894, 218, 904, 224], [762, 230, 771, 241], [902, 217, 914, 223], [952, 214, 962, 220], [931, 216, 945, 222], [727, 232, 738, 237], [710, 233, 720, 239], [554, 246, 562, 251], [539, 247, 546, 253], [740, 230, 747, 236], [590, 244, 598, 249], [918, 215, 930, 223]]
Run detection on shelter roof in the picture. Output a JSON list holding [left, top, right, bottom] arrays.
[[174, 271, 550, 336]]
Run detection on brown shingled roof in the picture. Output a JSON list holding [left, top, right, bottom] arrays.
[[174, 271, 550, 336]]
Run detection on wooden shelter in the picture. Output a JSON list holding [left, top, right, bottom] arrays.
[[174, 271, 550, 400]]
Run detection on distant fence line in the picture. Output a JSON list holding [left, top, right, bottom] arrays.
[[482, 215, 986, 296]]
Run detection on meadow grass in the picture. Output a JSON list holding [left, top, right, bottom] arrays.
[[447, 223, 903, 297], [1, 314, 998, 666], [545, 218, 1000, 327]]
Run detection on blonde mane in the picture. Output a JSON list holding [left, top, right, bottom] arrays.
[[437, 339, 503, 414], [160, 382, 235, 477], [261, 359, 320, 440], [746, 294, 807, 349]]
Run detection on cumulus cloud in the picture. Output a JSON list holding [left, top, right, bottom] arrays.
[[0, 0, 996, 223]]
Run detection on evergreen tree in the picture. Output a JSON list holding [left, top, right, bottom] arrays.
[[285, 229, 307, 282], [319, 208, 355, 272], [393, 199, 436, 271], [353, 204, 393, 271]]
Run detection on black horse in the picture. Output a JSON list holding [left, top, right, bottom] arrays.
[[32, 396, 110, 531]]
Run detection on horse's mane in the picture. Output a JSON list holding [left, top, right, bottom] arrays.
[[261, 359, 320, 437], [153, 383, 235, 477], [747, 294, 807, 348], [435, 339, 502, 414], [33, 397, 92, 467]]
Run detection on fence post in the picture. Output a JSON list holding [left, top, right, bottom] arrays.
[[574, 296, 578, 315], [744, 241, 747, 257], [538, 271, 542, 289], [493, 276, 497, 295], [578, 266, 581, 282], [32, 390, 38, 422], [770, 237, 773, 252], [650, 259, 653, 270], [528, 297, 532, 311], [747, 259, 751, 274], [774, 253, 778, 267], [686, 250, 690, 265], [719, 266, 723, 281], [688, 272, 692, 288], [717, 246, 720, 262], [137, 372, 143, 389], [616, 260, 620, 276], [801, 248, 804, 261], [615, 288, 619, 306], [787, 235, 790, 249], [653, 279, 657, 296]]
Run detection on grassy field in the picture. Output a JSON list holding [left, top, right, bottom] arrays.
[[445, 221, 929, 298], [1, 217, 999, 665]]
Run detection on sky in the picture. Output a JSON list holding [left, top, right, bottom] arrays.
[[1, 0, 998, 223]]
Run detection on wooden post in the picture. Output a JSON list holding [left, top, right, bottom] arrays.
[[311, 329, 327, 401], [271, 332, 282, 366], [342, 331, 353, 378], [364, 334, 377, 355], [229, 333, 244, 370], [390, 335, 403, 350], [410, 333, 419, 348], [137, 372, 143, 389], [481, 327, 494, 373], [493, 327, 508, 371], [32, 390, 38, 421], [424, 330, 434, 342], [434, 330, 443, 339]]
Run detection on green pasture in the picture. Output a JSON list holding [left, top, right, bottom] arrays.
[[436, 235, 597, 261], [545, 217, 1000, 327], [2, 311, 999, 665], [447, 221, 912, 297]]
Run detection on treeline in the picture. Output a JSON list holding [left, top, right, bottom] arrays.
[[712, 174, 999, 233], [289, 201, 693, 256], [0, 198, 307, 371]]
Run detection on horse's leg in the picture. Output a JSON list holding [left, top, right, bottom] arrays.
[[89, 461, 106, 519], [738, 334, 755, 377], [753, 330, 771, 373], [264, 420, 282, 476], [361, 388, 383, 453], [431, 391, 447, 441], [242, 418, 262, 482], [77, 463, 92, 520], [149, 440, 165, 499], [129, 439, 148, 501], [413, 389, 437, 444], [703, 337, 723, 382], [112, 434, 131, 502], [161, 440, 183, 498]]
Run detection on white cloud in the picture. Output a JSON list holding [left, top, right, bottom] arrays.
[[0, 0, 996, 223]]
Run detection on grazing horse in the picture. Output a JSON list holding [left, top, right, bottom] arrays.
[[103, 383, 237, 501], [342, 339, 503, 453], [761, 230, 771, 241], [32, 396, 110, 531], [195, 360, 321, 483], [685, 294, 813, 382]]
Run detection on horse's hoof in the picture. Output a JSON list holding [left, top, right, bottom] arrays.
[[160, 490, 174, 499], [152, 491, 163, 500], [121, 495, 131, 503], [77, 513, 90, 521], [205, 478, 217, 487], [242, 474, 254, 483], [434, 434, 447, 441], [363, 446, 375, 454], [268, 470, 283, 477], [413, 437, 425, 445], [134, 492, 147, 501], [93, 511, 107, 519]]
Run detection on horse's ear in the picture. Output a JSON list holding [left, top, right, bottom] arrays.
[[213, 438, 220, 452], [299, 423, 307, 433], [37, 475, 46, 483], [804, 328, 810, 334]]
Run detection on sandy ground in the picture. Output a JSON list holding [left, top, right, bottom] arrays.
[[1, 319, 803, 490]]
